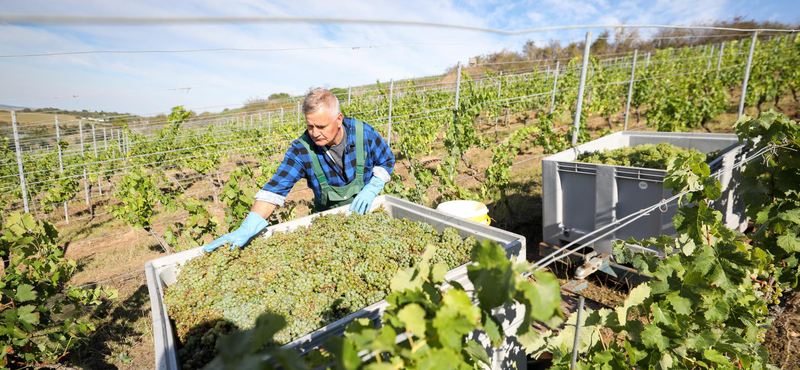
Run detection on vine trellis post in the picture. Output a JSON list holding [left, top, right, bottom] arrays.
[[11, 111, 30, 213], [571, 31, 592, 146], [623, 49, 638, 130], [387, 79, 394, 147], [738, 31, 758, 118], [549, 60, 560, 115], [55, 115, 69, 223]]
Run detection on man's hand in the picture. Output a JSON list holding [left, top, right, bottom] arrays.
[[203, 212, 269, 252], [349, 176, 386, 215]]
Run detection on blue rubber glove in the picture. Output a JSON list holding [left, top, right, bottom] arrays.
[[203, 212, 268, 252], [349, 176, 386, 215]]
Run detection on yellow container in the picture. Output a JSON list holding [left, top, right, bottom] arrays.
[[435, 200, 491, 226]]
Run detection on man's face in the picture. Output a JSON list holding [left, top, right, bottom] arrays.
[[306, 109, 343, 147]]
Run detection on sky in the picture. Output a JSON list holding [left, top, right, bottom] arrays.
[[1, 0, 798, 116]]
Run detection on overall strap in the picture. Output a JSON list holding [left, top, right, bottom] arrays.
[[353, 119, 365, 177], [297, 134, 329, 187]]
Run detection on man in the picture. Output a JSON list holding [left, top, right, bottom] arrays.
[[203, 88, 395, 252]]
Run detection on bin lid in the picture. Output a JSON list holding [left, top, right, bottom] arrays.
[[436, 200, 489, 219]]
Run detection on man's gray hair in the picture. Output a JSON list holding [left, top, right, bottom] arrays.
[[302, 88, 341, 120]]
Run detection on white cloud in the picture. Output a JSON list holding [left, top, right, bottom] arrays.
[[0, 0, 795, 115]]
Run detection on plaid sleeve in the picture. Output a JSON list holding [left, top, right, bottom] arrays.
[[364, 122, 395, 182], [256, 142, 307, 206]]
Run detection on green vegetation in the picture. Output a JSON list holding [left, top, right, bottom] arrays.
[[526, 111, 800, 370], [576, 143, 710, 169], [0, 212, 114, 369], [204, 240, 563, 370]]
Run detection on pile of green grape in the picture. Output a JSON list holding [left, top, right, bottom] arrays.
[[164, 208, 476, 369], [575, 143, 715, 169]]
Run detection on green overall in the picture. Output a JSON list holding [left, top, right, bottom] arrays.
[[298, 119, 365, 212]]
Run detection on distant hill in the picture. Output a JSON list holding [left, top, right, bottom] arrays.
[[0, 104, 28, 110]]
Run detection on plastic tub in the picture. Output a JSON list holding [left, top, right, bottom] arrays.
[[146, 195, 526, 370], [541, 131, 748, 255]]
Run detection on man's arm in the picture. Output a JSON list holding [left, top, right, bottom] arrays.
[[251, 200, 278, 220], [203, 144, 306, 252]]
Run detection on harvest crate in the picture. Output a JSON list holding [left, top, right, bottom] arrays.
[[146, 195, 527, 370], [542, 131, 748, 255]]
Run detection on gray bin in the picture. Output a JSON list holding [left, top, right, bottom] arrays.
[[146, 195, 527, 370], [542, 131, 748, 255]]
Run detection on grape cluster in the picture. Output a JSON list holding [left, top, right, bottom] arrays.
[[576, 143, 711, 170], [163, 208, 475, 369]]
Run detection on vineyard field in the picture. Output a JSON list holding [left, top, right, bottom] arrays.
[[2, 31, 799, 369]]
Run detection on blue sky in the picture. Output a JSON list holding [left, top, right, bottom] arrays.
[[1, 0, 798, 115]]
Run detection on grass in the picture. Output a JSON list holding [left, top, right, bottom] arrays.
[[0, 110, 81, 126]]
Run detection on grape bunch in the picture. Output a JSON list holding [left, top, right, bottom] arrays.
[[163, 208, 476, 369], [576, 143, 712, 170]]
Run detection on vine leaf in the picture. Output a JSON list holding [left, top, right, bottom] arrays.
[[432, 290, 480, 350], [467, 239, 514, 308], [15, 284, 37, 302], [703, 348, 730, 365], [18, 305, 40, 326], [641, 324, 669, 351], [776, 232, 800, 252], [397, 303, 427, 338], [665, 292, 692, 315]]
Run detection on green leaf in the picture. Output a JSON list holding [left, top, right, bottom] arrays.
[[18, 305, 39, 326], [480, 310, 504, 346], [703, 349, 730, 365], [641, 324, 669, 351], [462, 340, 491, 367], [616, 284, 651, 325], [432, 290, 480, 350], [431, 263, 448, 283], [14, 284, 37, 302], [525, 271, 562, 322], [666, 292, 693, 315], [777, 232, 800, 252], [397, 303, 427, 338], [704, 299, 729, 322], [467, 240, 514, 308]]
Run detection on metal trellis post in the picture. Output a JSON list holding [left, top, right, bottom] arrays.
[[451, 63, 462, 132], [454, 63, 462, 109], [103, 127, 108, 150], [717, 42, 725, 71], [387, 79, 394, 147], [623, 50, 638, 130], [297, 101, 301, 124], [645, 52, 651, 71], [11, 112, 29, 213], [55, 116, 63, 170], [347, 86, 352, 105], [91, 123, 98, 158], [549, 60, 560, 114], [738, 31, 758, 118], [79, 120, 90, 206], [570, 296, 586, 370], [280, 107, 284, 125], [55, 116, 68, 222], [571, 31, 592, 146], [268, 111, 272, 134]]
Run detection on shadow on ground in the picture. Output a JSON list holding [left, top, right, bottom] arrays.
[[66, 284, 150, 369]]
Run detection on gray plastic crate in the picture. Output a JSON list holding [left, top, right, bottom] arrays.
[[542, 131, 748, 255], [146, 195, 527, 370]]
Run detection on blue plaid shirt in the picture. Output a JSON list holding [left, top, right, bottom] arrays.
[[255, 117, 395, 206]]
